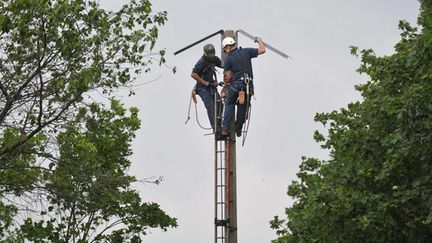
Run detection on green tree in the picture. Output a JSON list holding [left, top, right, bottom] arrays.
[[0, 0, 177, 240], [272, 1, 432, 242], [18, 100, 176, 242]]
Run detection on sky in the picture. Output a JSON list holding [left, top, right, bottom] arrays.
[[100, 1, 420, 242]]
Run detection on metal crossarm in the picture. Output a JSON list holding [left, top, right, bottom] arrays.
[[237, 29, 291, 59], [174, 30, 224, 56]]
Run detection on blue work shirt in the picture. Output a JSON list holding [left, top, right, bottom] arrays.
[[224, 47, 259, 81], [192, 56, 222, 87]]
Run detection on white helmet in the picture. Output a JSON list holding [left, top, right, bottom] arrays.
[[222, 37, 236, 48]]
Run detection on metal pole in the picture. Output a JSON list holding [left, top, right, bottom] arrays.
[[174, 28, 288, 243], [222, 30, 238, 243]]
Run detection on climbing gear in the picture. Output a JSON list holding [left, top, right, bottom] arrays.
[[241, 73, 253, 146], [204, 44, 215, 57], [222, 37, 236, 48], [185, 87, 212, 131]]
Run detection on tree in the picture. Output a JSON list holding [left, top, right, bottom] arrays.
[[272, 1, 432, 242], [0, 0, 177, 240], [18, 100, 176, 242], [0, 0, 168, 160]]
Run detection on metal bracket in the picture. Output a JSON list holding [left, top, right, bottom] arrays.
[[174, 30, 224, 55], [237, 29, 291, 59], [174, 29, 291, 60]]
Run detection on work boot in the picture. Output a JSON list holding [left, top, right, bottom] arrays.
[[235, 127, 242, 137], [215, 128, 229, 140], [221, 128, 229, 136], [235, 123, 242, 137]]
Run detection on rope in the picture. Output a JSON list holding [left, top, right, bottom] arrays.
[[184, 88, 212, 130], [241, 74, 253, 146], [184, 92, 193, 124], [242, 103, 252, 146], [195, 101, 212, 130]]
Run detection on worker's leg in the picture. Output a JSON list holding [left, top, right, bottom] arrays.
[[197, 87, 215, 129], [215, 92, 223, 131], [221, 88, 237, 130], [236, 101, 247, 136]]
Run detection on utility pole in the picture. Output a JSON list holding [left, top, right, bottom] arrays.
[[175, 29, 288, 243], [222, 30, 237, 243]]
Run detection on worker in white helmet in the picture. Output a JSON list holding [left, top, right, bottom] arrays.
[[220, 36, 265, 137]]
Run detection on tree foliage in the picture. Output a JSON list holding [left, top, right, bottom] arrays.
[[0, 0, 176, 241], [272, 1, 432, 242], [18, 100, 176, 242]]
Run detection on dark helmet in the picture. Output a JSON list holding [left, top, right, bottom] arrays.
[[203, 44, 215, 57]]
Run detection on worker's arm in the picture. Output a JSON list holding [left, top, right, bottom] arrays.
[[223, 70, 233, 84], [255, 37, 266, 55], [191, 72, 210, 86]]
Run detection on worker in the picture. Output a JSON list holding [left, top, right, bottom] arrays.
[[220, 36, 266, 137], [191, 44, 223, 131]]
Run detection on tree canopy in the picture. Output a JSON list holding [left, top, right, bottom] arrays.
[[272, 1, 432, 242], [0, 0, 177, 241]]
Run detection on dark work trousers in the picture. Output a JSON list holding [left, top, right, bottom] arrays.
[[196, 85, 221, 130], [221, 83, 251, 132]]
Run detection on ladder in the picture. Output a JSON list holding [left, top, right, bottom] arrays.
[[214, 139, 231, 243], [213, 84, 237, 242]]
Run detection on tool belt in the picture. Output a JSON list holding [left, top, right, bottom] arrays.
[[234, 74, 253, 104]]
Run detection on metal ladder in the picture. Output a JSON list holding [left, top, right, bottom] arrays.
[[214, 139, 230, 243], [214, 90, 231, 243], [214, 84, 237, 243]]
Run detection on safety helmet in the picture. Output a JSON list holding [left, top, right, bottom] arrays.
[[203, 44, 215, 57], [222, 37, 236, 48]]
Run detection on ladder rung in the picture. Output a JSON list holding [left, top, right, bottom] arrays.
[[216, 168, 227, 170], [216, 185, 227, 188]]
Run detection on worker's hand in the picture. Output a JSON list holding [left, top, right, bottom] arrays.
[[223, 71, 233, 84], [209, 82, 219, 88], [254, 37, 262, 43]]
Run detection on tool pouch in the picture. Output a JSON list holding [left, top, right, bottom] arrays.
[[238, 90, 245, 104]]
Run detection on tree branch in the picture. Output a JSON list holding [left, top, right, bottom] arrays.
[[91, 218, 126, 242], [0, 51, 58, 125], [0, 91, 82, 158]]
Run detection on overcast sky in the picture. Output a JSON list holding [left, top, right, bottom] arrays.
[[100, 1, 420, 242]]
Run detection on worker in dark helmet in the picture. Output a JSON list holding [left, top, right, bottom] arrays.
[[191, 44, 223, 131], [220, 36, 265, 137]]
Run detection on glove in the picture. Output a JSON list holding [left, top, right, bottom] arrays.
[[254, 37, 262, 43], [209, 82, 219, 88]]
